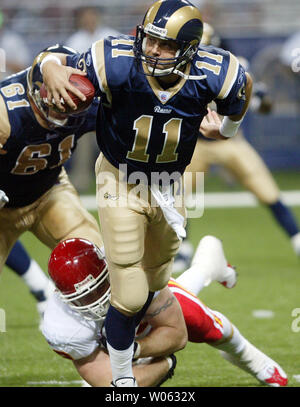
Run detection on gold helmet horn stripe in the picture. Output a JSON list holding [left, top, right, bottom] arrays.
[[165, 6, 202, 40], [27, 51, 49, 93], [143, 1, 164, 27]]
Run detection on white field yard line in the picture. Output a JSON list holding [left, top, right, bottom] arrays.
[[80, 191, 300, 211], [27, 380, 84, 385], [252, 310, 275, 318]]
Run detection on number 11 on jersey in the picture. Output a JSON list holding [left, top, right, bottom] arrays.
[[127, 115, 182, 163]]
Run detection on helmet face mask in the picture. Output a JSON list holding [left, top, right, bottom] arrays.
[[136, 28, 193, 77], [29, 83, 69, 127], [48, 238, 111, 322], [134, 0, 203, 78], [32, 87, 89, 128], [61, 270, 111, 322]]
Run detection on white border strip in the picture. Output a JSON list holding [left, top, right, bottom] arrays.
[[80, 190, 300, 211]]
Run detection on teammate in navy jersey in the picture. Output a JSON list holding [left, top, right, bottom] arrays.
[[39, 0, 253, 387], [0, 43, 104, 301]]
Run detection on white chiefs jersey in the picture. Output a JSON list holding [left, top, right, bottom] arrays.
[[42, 291, 159, 360], [42, 292, 103, 360]]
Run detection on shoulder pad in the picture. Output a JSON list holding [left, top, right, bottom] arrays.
[[91, 36, 135, 104], [195, 45, 240, 99]]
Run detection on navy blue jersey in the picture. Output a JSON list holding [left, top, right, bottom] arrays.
[[0, 69, 99, 207], [67, 36, 247, 180]]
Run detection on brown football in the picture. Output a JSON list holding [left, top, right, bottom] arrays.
[[40, 74, 95, 114]]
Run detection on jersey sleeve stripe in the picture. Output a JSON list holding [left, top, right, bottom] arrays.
[[53, 349, 74, 360], [168, 278, 198, 299], [91, 40, 112, 105], [111, 38, 135, 47], [0, 94, 11, 148], [217, 52, 239, 100]]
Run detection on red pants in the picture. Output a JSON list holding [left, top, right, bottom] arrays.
[[168, 279, 224, 343]]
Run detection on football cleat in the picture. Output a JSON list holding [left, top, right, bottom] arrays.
[[219, 264, 237, 289], [261, 367, 288, 387], [220, 340, 288, 387], [111, 377, 138, 387], [191, 235, 237, 288]]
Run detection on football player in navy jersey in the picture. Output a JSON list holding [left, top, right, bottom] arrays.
[[0, 44, 104, 292], [39, 0, 253, 387]]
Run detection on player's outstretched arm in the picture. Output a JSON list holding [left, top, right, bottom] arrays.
[[39, 53, 86, 112], [135, 287, 188, 359], [201, 72, 253, 140], [74, 348, 173, 387]]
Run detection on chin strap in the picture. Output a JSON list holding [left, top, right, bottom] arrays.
[[173, 69, 207, 81], [146, 63, 207, 81]]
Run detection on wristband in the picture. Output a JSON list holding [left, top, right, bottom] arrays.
[[219, 116, 243, 138], [165, 356, 173, 370], [0, 190, 9, 209], [40, 55, 62, 75]]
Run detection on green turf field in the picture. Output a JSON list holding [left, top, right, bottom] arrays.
[[1, 199, 300, 387]]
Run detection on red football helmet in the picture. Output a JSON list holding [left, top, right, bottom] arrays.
[[48, 238, 110, 321]]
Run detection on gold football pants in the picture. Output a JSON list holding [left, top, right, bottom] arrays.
[[0, 168, 103, 272], [96, 153, 185, 315], [185, 134, 279, 203]]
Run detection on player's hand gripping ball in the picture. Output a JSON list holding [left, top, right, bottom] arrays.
[[40, 74, 95, 114]]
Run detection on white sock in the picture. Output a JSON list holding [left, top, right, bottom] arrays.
[[176, 264, 206, 296], [107, 342, 135, 382], [210, 311, 246, 355], [209, 313, 284, 380], [21, 260, 49, 294]]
